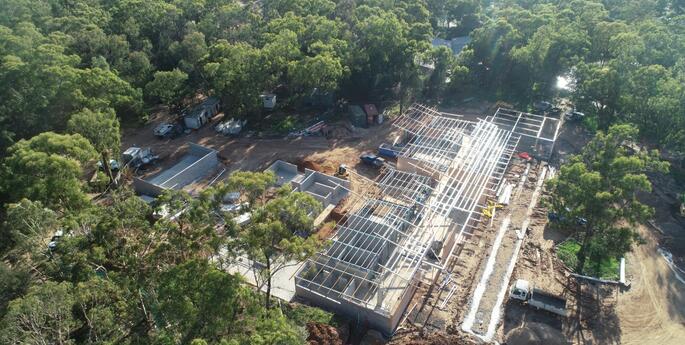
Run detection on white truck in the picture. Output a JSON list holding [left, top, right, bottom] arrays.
[[509, 279, 568, 317]]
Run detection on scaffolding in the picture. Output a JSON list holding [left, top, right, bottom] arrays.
[[295, 104, 529, 333]]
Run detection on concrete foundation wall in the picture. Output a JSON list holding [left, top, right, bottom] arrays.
[[298, 168, 349, 207], [294, 274, 418, 337], [133, 143, 218, 197], [155, 149, 217, 190], [132, 178, 166, 197], [266, 160, 299, 186]]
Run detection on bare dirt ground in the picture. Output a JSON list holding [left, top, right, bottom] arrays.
[[503, 121, 685, 345], [121, 109, 400, 180], [123, 103, 685, 344], [609, 225, 685, 345], [395, 118, 685, 345]]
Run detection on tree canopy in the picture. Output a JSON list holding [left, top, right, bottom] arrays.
[[1, 1, 684, 344], [548, 124, 669, 273]]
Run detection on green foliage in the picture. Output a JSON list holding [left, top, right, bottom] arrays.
[[245, 309, 307, 345], [4, 1, 684, 344], [463, 1, 685, 155], [73, 278, 134, 343], [224, 171, 277, 205], [89, 171, 110, 193], [1, 199, 57, 257], [548, 124, 669, 272], [1, 132, 98, 210], [204, 42, 266, 116], [582, 113, 600, 133], [423, 46, 456, 100], [284, 303, 337, 327], [145, 69, 189, 108], [557, 240, 620, 280], [155, 260, 250, 343], [0, 263, 30, 316], [0, 22, 141, 152], [68, 107, 121, 156], [288, 53, 346, 93], [1, 281, 78, 345], [272, 116, 298, 134], [556, 240, 581, 272], [233, 177, 322, 308]]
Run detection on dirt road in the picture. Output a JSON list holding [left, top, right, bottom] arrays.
[[612, 225, 685, 345]]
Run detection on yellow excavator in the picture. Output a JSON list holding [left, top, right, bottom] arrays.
[[335, 164, 349, 179]]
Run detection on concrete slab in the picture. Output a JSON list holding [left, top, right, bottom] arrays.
[[225, 254, 304, 302]]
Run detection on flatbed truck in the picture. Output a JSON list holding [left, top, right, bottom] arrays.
[[509, 279, 568, 317]]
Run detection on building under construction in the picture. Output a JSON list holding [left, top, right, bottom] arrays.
[[294, 104, 560, 335]]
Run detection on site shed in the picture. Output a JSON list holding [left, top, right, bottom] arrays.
[[183, 97, 221, 129]]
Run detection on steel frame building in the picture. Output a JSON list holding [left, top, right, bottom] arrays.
[[294, 104, 557, 335]]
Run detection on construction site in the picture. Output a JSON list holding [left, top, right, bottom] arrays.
[[122, 100, 685, 344], [292, 104, 562, 340]]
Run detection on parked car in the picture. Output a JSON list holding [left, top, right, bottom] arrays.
[[97, 159, 120, 172], [360, 153, 386, 168], [215, 118, 247, 136], [549, 106, 563, 117], [548, 211, 587, 226], [533, 101, 554, 113], [510, 279, 568, 317], [154, 122, 183, 139], [565, 110, 585, 122]]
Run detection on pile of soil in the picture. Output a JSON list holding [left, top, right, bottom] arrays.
[[306, 322, 347, 345], [298, 158, 323, 172], [329, 200, 348, 222], [316, 222, 336, 240]]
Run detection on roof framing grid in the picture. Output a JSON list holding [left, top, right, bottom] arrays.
[[296, 169, 447, 310], [488, 108, 561, 142], [296, 104, 520, 317]]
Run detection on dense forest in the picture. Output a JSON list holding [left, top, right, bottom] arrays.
[[0, 1, 684, 344]]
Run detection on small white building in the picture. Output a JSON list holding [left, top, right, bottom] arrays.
[[260, 93, 277, 110]]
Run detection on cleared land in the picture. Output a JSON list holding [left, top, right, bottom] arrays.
[[122, 104, 685, 345]]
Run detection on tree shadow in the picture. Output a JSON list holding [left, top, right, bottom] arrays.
[[543, 223, 569, 244], [503, 299, 569, 345], [568, 282, 622, 344]]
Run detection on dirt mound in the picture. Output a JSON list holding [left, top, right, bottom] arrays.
[[329, 200, 348, 222], [298, 158, 323, 172], [306, 322, 346, 345], [316, 222, 336, 240]]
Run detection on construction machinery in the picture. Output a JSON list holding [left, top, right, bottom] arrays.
[[122, 147, 159, 169], [564, 110, 585, 122], [482, 200, 503, 218], [378, 143, 399, 159], [510, 279, 568, 317], [335, 164, 349, 179]]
